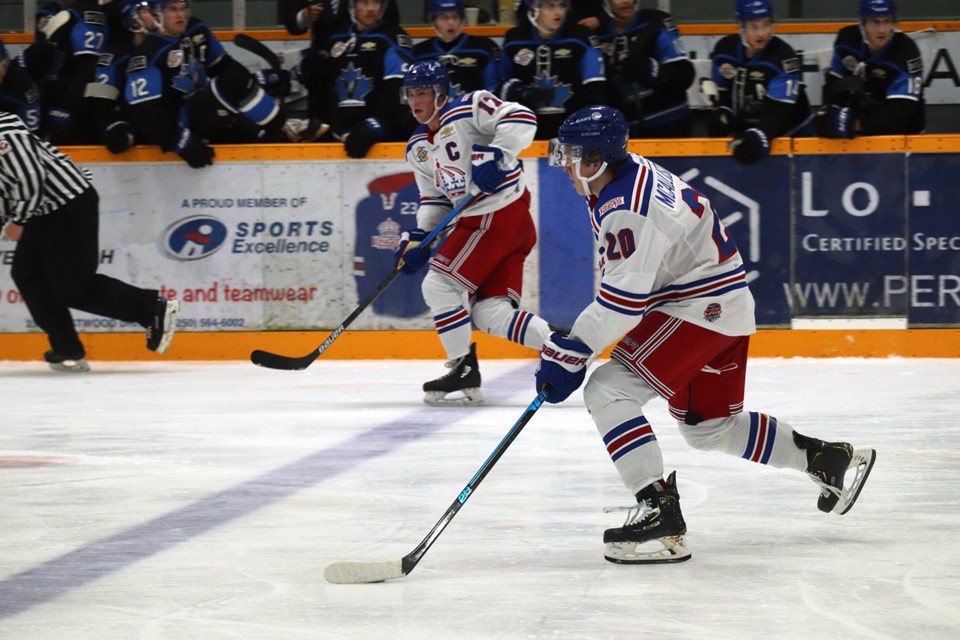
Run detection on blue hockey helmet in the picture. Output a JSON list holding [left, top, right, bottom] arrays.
[[550, 106, 629, 168], [401, 60, 451, 103], [0, 38, 7, 62], [427, 0, 465, 20], [526, 0, 568, 27], [151, 0, 188, 28], [735, 0, 774, 22], [121, 0, 156, 33], [350, 0, 388, 24], [601, 0, 637, 20], [859, 0, 896, 19]]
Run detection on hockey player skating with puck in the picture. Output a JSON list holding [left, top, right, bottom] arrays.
[[535, 106, 876, 564], [394, 60, 552, 406]]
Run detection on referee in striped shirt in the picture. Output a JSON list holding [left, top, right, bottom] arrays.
[[0, 111, 180, 372]]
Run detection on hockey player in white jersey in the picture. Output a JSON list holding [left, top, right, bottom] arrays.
[[394, 60, 552, 406], [536, 105, 877, 564]]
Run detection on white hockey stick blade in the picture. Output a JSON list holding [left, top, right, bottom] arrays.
[[834, 448, 877, 515], [324, 560, 405, 584]]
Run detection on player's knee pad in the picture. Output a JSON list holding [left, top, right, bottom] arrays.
[[677, 415, 739, 452], [422, 270, 467, 314], [211, 67, 280, 127], [583, 360, 659, 416], [471, 297, 514, 335]]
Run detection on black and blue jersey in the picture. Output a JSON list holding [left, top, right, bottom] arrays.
[[322, 22, 413, 140], [824, 24, 924, 134], [500, 22, 606, 139], [711, 34, 811, 138], [591, 9, 693, 135], [413, 33, 501, 98]]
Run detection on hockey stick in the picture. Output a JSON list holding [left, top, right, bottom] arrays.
[[233, 33, 291, 99], [324, 386, 550, 584], [250, 188, 481, 370], [233, 33, 282, 75]]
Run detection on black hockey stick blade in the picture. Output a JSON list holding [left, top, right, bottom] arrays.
[[250, 189, 481, 371], [232, 33, 281, 72], [324, 387, 550, 584], [250, 269, 402, 370], [249, 346, 321, 371]]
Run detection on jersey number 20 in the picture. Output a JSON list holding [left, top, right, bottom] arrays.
[[681, 187, 738, 263]]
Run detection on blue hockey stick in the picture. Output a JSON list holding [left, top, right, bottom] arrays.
[[323, 386, 550, 584]]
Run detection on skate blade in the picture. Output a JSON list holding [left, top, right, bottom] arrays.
[[423, 388, 484, 407], [48, 359, 90, 373], [834, 448, 877, 515], [155, 300, 180, 355], [604, 536, 692, 565]]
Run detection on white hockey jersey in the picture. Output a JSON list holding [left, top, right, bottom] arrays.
[[570, 153, 757, 353], [404, 90, 538, 231]]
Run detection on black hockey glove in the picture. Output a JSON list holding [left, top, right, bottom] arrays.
[[46, 107, 74, 132], [708, 106, 735, 137], [173, 128, 215, 168], [254, 68, 292, 98], [102, 121, 135, 155], [502, 79, 553, 111], [394, 228, 432, 274], [622, 53, 659, 86], [344, 118, 384, 159], [729, 128, 770, 165], [814, 105, 856, 139], [826, 75, 865, 109]]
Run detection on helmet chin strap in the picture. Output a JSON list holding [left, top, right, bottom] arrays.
[[423, 93, 448, 126], [531, 9, 560, 37], [574, 160, 608, 195]]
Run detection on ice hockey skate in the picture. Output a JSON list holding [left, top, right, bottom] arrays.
[[796, 433, 877, 515], [603, 471, 691, 564], [423, 342, 483, 406], [147, 298, 180, 354], [44, 350, 90, 373]]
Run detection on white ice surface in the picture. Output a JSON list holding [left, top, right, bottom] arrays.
[[1, 357, 959, 640]]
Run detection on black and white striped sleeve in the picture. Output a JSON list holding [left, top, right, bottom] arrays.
[[0, 114, 46, 224]]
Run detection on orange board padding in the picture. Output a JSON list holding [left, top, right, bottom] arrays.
[[1, 329, 958, 362]]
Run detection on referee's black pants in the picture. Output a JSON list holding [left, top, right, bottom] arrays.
[[11, 188, 159, 356]]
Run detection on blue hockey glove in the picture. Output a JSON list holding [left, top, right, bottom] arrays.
[[535, 333, 592, 404], [344, 118, 384, 158], [470, 144, 507, 194], [814, 105, 856, 139], [394, 228, 431, 274], [173, 128, 215, 168], [729, 128, 770, 165]]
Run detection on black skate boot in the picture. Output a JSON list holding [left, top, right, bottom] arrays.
[[603, 471, 691, 564], [795, 432, 877, 515], [44, 349, 90, 373], [423, 342, 483, 406], [147, 297, 180, 354]]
